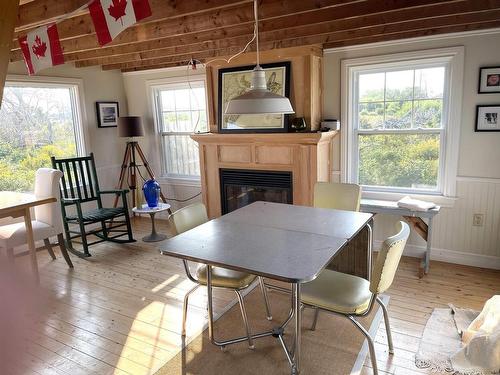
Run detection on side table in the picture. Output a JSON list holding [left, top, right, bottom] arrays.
[[132, 203, 171, 242]]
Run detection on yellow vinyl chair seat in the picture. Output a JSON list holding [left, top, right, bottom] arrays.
[[196, 265, 257, 290], [301, 269, 372, 315]]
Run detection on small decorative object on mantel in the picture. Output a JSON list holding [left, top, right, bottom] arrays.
[[218, 61, 292, 133], [143, 178, 161, 208], [475, 105, 500, 132], [96, 101, 119, 128], [478, 66, 500, 93], [320, 119, 340, 131], [290, 117, 306, 132]]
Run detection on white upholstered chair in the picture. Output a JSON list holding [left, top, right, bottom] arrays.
[[301, 221, 410, 375], [0, 168, 73, 268]]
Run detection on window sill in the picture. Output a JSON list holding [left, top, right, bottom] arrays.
[[362, 190, 457, 208], [157, 176, 202, 188]]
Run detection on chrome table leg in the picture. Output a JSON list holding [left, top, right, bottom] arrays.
[[291, 283, 301, 374]]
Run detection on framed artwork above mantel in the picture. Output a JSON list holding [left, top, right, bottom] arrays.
[[217, 61, 291, 133]]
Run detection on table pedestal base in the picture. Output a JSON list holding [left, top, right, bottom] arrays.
[[142, 233, 167, 242], [142, 213, 167, 242]]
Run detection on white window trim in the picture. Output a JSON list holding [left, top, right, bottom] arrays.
[[340, 47, 464, 206], [146, 74, 207, 183], [5, 74, 89, 157]]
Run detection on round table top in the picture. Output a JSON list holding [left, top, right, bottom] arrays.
[[132, 202, 171, 214]]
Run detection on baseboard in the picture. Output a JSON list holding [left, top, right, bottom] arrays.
[[373, 240, 500, 270]]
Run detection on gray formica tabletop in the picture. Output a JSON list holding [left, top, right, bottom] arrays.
[[159, 201, 373, 283], [220, 201, 373, 240]]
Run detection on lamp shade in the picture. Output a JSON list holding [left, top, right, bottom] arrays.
[[118, 116, 144, 137], [225, 66, 294, 115]]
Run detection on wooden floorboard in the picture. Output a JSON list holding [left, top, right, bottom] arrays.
[[5, 217, 499, 375]]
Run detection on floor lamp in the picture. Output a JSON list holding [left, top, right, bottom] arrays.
[[114, 116, 167, 209]]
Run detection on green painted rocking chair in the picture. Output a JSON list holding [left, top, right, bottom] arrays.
[[51, 153, 135, 257]]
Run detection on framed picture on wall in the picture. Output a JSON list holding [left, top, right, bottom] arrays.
[[478, 67, 500, 93], [217, 61, 291, 133], [475, 105, 500, 132], [96, 101, 119, 128]]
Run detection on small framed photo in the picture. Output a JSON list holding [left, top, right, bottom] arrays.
[[475, 105, 500, 132], [96, 101, 119, 128], [478, 67, 500, 93]]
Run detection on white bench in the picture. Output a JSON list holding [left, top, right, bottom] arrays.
[[360, 199, 440, 277]]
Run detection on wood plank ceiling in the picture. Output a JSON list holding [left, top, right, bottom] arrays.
[[11, 0, 500, 73]]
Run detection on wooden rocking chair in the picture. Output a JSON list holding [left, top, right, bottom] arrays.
[[51, 153, 135, 257]]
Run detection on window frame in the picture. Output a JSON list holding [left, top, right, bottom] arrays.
[[4, 74, 88, 157], [148, 75, 207, 183], [340, 47, 464, 203]]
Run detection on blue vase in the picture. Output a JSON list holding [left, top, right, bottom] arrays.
[[143, 179, 160, 208]]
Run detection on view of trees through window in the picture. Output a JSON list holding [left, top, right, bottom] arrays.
[[0, 84, 79, 192], [154, 81, 207, 178], [355, 66, 445, 191]]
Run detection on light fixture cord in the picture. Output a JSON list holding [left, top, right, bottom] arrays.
[[254, 0, 260, 67]]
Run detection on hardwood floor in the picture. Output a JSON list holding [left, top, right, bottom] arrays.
[[4, 217, 499, 375]]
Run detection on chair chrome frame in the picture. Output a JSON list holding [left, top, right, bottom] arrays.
[[303, 293, 393, 375], [181, 260, 273, 349]]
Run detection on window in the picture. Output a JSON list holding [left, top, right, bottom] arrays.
[[342, 48, 464, 198], [0, 79, 85, 192], [152, 79, 207, 179]]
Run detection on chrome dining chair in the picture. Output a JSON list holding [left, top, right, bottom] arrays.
[[301, 221, 410, 375], [169, 202, 272, 348]]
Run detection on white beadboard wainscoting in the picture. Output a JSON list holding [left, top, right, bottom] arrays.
[[370, 176, 500, 269]]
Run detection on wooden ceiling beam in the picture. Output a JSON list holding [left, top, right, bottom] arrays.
[[111, 11, 500, 71], [12, 0, 459, 61], [16, 0, 89, 31], [15, 0, 245, 31], [74, 0, 500, 68], [323, 20, 500, 49], [13, 0, 360, 49], [121, 20, 500, 73]]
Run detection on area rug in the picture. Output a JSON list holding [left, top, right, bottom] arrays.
[[415, 306, 499, 375], [155, 285, 386, 375]]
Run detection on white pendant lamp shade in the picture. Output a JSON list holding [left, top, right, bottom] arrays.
[[225, 66, 294, 114], [224, 1, 294, 115]]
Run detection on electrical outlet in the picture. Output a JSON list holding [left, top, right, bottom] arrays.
[[473, 214, 484, 227]]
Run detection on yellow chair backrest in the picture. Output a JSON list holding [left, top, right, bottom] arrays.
[[313, 182, 362, 211], [370, 221, 410, 294], [169, 202, 208, 235]]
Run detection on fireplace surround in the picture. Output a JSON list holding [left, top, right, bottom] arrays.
[[191, 131, 337, 218]]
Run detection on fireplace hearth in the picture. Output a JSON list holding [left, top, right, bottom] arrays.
[[220, 169, 292, 214]]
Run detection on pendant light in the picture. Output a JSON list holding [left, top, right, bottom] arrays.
[[224, 0, 294, 115]]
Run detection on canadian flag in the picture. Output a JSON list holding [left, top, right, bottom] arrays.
[[18, 24, 64, 75], [89, 0, 152, 46]]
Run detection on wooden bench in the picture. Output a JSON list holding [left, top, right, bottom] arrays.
[[360, 199, 440, 278]]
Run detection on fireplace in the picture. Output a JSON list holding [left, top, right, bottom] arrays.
[[220, 169, 293, 214]]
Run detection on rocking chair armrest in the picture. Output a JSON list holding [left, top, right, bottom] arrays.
[[100, 189, 130, 195], [100, 189, 130, 210], [61, 197, 82, 206]]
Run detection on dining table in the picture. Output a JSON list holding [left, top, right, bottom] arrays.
[[159, 201, 373, 374], [0, 191, 56, 284]]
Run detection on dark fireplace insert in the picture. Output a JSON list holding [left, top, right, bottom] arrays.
[[220, 169, 293, 214]]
